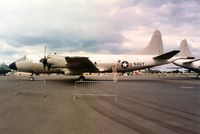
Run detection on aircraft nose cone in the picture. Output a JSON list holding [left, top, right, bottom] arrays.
[[9, 62, 17, 70]]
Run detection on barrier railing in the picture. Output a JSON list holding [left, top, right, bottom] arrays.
[[74, 81, 117, 100], [15, 79, 46, 97]]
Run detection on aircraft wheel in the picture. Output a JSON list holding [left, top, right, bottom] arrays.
[[79, 76, 85, 81], [29, 76, 35, 81]]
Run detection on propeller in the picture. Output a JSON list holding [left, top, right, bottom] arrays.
[[40, 45, 51, 70]]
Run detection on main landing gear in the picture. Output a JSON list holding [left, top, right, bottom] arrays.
[[29, 76, 35, 80], [79, 75, 85, 81], [29, 74, 35, 80]]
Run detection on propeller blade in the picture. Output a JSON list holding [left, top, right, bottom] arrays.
[[40, 45, 52, 71], [40, 45, 48, 70]]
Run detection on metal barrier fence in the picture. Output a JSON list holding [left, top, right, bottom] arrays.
[[74, 81, 117, 100], [0, 80, 18, 91], [15, 79, 46, 97]]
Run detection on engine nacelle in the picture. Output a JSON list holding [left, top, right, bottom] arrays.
[[47, 54, 67, 68], [61, 68, 73, 75]]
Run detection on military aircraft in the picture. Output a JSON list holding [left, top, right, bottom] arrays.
[[0, 63, 11, 75], [9, 56, 65, 80], [172, 39, 200, 78], [38, 30, 179, 80]]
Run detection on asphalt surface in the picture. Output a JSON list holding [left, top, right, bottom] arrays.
[[0, 74, 199, 134]]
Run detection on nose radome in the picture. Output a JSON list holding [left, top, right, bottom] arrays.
[[9, 62, 17, 70]]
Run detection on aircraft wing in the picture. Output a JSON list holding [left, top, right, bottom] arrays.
[[65, 57, 99, 72], [153, 50, 180, 60], [183, 59, 200, 64]]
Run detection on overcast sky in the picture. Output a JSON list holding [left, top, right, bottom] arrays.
[[0, 0, 200, 64]]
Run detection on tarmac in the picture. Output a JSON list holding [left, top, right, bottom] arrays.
[[0, 74, 199, 134]]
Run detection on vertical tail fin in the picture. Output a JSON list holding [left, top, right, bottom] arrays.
[[179, 39, 194, 58], [134, 30, 164, 55]]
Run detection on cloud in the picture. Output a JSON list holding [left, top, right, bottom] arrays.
[[0, 0, 200, 64]]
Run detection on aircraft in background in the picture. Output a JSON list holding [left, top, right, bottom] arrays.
[[173, 39, 200, 78], [0, 63, 11, 75], [38, 30, 179, 80], [9, 56, 66, 80]]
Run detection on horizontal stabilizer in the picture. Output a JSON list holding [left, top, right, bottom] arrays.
[[153, 50, 180, 60], [65, 57, 99, 72], [183, 59, 200, 64], [186, 57, 195, 59]]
